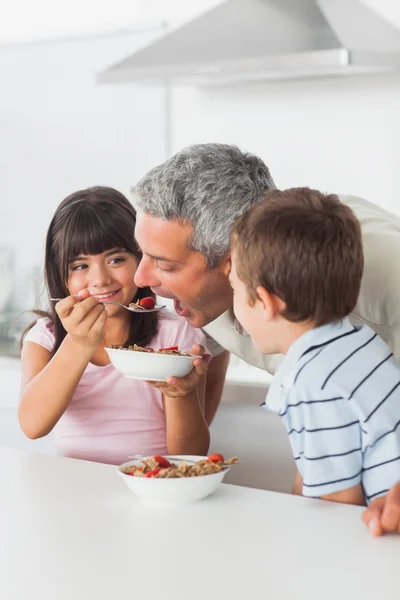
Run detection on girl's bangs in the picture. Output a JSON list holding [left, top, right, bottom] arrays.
[[58, 204, 137, 280]]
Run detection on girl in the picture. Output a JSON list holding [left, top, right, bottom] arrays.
[[19, 186, 210, 465]]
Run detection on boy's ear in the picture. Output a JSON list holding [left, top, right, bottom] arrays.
[[256, 286, 285, 320]]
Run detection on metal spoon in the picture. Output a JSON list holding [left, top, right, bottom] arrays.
[[50, 298, 166, 313], [127, 455, 197, 464]]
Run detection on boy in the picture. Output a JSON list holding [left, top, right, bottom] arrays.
[[230, 187, 400, 506]]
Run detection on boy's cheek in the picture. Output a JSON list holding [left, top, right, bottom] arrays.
[[233, 299, 251, 330]]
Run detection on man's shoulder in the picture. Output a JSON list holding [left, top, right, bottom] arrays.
[[338, 194, 400, 233], [337, 195, 400, 330]]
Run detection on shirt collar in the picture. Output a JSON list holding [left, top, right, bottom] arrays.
[[277, 317, 355, 388]]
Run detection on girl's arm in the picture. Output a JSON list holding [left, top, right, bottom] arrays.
[[19, 336, 95, 439], [163, 373, 210, 456], [19, 294, 106, 439]]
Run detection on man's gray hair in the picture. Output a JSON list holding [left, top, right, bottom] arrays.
[[132, 143, 276, 268]]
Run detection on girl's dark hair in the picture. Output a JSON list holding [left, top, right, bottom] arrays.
[[23, 186, 157, 354]]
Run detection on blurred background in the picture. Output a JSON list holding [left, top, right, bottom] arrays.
[[1, 0, 400, 489], [2, 0, 400, 353]]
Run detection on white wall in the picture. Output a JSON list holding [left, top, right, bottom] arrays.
[[0, 0, 223, 44], [170, 74, 400, 214], [168, 0, 400, 215], [0, 27, 168, 309]]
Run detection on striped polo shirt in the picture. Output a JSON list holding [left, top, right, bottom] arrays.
[[264, 317, 400, 503]]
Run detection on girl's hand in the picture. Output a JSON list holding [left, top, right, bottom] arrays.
[[146, 344, 207, 399], [55, 290, 107, 351]]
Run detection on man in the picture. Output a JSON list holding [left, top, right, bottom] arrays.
[[132, 143, 400, 535]]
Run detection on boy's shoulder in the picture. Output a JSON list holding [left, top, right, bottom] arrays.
[[292, 323, 399, 400]]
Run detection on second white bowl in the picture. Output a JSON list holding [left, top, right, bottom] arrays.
[[117, 455, 230, 504]]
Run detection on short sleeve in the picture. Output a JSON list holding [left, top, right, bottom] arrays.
[[285, 391, 363, 498], [23, 318, 55, 353]]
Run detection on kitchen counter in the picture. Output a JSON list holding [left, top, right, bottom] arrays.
[[0, 447, 398, 600]]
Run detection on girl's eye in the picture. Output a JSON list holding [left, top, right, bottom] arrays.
[[70, 263, 87, 272], [109, 256, 126, 265]]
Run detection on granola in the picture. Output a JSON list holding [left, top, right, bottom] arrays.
[[110, 343, 191, 356], [123, 455, 238, 478]]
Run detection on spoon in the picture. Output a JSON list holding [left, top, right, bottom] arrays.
[[50, 298, 166, 313], [128, 455, 197, 463]]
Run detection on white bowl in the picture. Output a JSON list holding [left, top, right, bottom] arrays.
[[105, 347, 198, 381], [117, 455, 230, 504]]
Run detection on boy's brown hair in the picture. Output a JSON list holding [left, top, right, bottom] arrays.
[[231, 187, 364, 327]]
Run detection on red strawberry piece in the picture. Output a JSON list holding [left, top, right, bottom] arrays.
[[158, 346, 178, 352], [152, 455, 171, 468], [208, 453, 224, 463], [145, 468, 161, 478], [139, 297, 155, 310]]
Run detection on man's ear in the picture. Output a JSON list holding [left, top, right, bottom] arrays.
[[221, 252, 231, 276], [256, 286, 285, 321]]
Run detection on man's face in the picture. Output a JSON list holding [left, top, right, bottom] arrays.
[[134, 211, 233, 328]]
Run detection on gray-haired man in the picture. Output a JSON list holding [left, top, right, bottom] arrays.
[[132, 143, 400, 535]]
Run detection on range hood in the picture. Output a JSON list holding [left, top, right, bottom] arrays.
[[98, 0, 400, 85]]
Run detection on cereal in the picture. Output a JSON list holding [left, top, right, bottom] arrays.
[[110, 343, 192, 357], [123, 455, 238, 478]]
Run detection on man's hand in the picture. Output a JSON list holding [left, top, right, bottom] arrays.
[[146, 344, 207, 398], [362, 482, 400, 535]]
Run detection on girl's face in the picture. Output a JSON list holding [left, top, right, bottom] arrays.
[[67, 248, 139, 317]]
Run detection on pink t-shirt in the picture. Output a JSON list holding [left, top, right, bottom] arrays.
[[24, 312, 210, 466]]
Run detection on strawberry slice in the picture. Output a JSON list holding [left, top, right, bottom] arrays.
[[159, 346, 178, 352], [139, 297, 155, 310], [152, 455, 171, 468], [145, 468, 161, 478], [208, 453, 224, 463]]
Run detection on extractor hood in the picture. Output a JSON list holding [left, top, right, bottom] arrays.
[[98, 0, 400, 85]]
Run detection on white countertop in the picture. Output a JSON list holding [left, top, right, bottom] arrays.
[[0, 447, 398, 600]]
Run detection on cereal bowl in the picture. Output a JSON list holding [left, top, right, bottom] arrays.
[[105, 346, 198, 381], [117, 455, 234, 504]]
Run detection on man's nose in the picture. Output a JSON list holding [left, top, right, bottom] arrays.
[[134, 257, 160, 288]]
